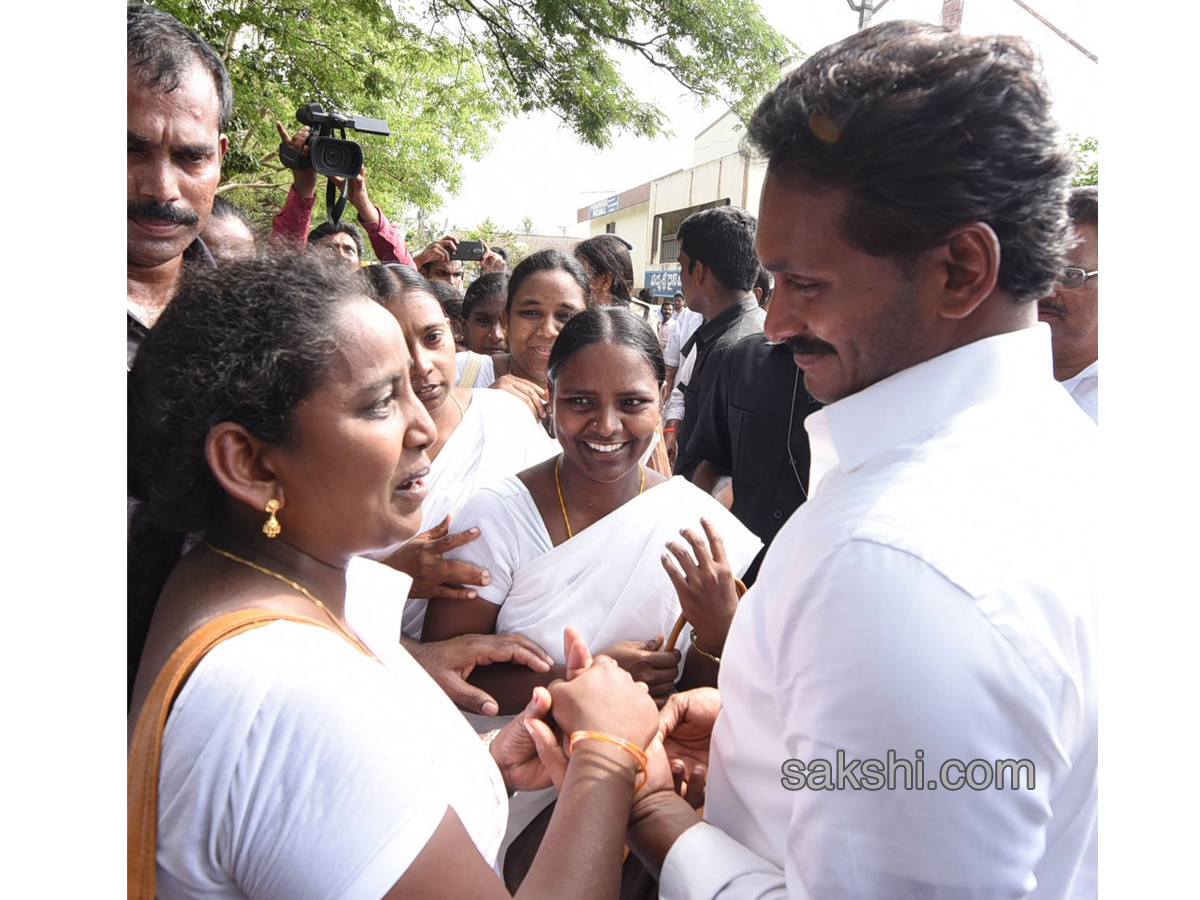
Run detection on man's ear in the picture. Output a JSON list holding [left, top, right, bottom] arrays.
[[218, 132, 228, 165], [929, 222, 1001, 321], [205, 421, 284, 516], [659, 381, 671, 408]]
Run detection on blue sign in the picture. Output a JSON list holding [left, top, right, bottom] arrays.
[[587, 195, 620, 219], [644, 269, 681, 298]]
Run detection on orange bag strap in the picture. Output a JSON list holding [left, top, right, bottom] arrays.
[[127, 609, 369, 900]]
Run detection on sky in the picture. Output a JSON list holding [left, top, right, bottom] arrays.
[[438, 0, 1102, 238]]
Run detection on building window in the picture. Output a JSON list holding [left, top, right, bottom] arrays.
[[605, 221, 616, 234]]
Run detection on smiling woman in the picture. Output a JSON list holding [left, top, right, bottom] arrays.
[[423, 306, 762, 882], [486, 250, 590, 430]]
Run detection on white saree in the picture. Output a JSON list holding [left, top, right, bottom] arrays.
[[444, 471, 762, 859], [399, 389, 559, 638]]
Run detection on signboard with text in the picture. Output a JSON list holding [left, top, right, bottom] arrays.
[[587, 195, 620, 219], [644, 269, 681, 298]]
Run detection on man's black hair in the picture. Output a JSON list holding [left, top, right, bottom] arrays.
[[1067, 186, 1098, 227], [127, 3, 233, 132], [745, 20, 1073, 302], [677, 207, 759, 292], [309, 220, 364, 260]]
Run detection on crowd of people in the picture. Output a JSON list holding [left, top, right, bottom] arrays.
[[127, 4, 1098, 898]]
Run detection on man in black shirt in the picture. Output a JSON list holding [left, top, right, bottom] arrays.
[[688, 332, 823, 583], [669, 206, 766, 478]]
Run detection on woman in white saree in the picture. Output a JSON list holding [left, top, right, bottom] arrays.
[[423, 307, 762, 882], [367, 264, 560, 639]]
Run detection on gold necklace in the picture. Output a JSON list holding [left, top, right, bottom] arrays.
[[554, 454, 645, 539], [204, 543, 374, 657], [449, 388, 466, 421]]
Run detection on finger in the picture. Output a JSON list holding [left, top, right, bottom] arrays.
[[437, 527, 483, 553], [526, 718, 569, 788], [448, 676, 500, 718], [642, 650, 683, 669], [700, 517, 727, 567], [640, 634, 665, 652], [433, 557, 490, 587], [680, 528, 712, 567], [661, 552, 689, 592], [426, 583, 479, 602], [564, 626, 593, 679], [488, 634, 554, 672], [275, 120, 290, 141], [686, 764, 708, 810], [665, 540, 700, 579], [416, 516, 451, 543]]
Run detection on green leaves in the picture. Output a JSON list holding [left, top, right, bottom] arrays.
[[1068, 134, 1098, 187], [149, 0, 792, 236]]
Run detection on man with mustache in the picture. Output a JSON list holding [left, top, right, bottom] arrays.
[[127, 4, 231, 368], [626, 21, 1097, 898], [1039, 186, 1099, 422]]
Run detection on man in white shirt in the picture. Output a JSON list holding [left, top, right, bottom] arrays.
[[1038, 187, 1099, 422], [628, 21, 1097, 899]]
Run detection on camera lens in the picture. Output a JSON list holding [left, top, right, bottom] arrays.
[[309, 137, 363, 179]]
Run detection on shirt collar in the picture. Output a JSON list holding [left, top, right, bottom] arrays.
[[694, 295, 759, 344], [805, 325, 1055, 477], [1061, 359, 1098, 393]]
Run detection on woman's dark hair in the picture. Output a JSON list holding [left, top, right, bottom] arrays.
[[372, 261, 439, 301], [463, 272, 508, 318], [127, 251, 373, 701], [573, 234, 634, 306], [506, 249, 591, 312], [546, 306, 666, 388], [745, 20, 1073, 302], [427, 279, 465, 321]]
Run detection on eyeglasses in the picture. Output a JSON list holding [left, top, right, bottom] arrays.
[[1060, 267, 1098, 290]]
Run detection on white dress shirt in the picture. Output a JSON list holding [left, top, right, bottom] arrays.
[[1060, 360, 1098, 423], [660, 325, 1098, 900], [665, 308, 704, 367]]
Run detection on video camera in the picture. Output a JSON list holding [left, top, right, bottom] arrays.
[[278, 102, 389, 225], [279, 102, 390, 179]]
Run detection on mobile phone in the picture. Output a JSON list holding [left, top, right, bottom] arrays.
[[449, 240, 485, 262]]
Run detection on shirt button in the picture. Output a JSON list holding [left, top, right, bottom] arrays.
[[772, 509, 783, 520]]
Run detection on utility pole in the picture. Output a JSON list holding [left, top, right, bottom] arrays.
[[844, 0, 892, 30]]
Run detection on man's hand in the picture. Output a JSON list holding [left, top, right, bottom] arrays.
[[275, 120, 317, 198], [414, 235, 458, 270], [661, 518, 739, 654], [489, 686, 554, 793], [657, 687, 720, 806], [601, 636, 681, 699], [345, 166, 379, 224], [489, 374, 548, 420], [664, 419, 682, 467], [480, 239, 507, 274], [404, 632, 554, 717], [382, 515, 490, 600]]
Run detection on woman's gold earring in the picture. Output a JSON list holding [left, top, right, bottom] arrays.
[[262, 499, 282, 539]]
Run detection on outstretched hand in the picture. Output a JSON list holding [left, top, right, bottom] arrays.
[[275, 120, 317, 197], [661, 517, 739, 656], [383, 514, 489, 601], [405, 632, 553, 716]]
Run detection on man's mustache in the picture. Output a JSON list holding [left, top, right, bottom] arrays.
[[128, 201, 199, 227], [784, 336, 837, 357], [1038, 299, 1067, 316]]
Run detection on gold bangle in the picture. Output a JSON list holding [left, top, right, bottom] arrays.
[[568, 730, 649, 792], [689, 629, 722, 665]]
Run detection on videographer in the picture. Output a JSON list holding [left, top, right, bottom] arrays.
[[271, 120, 417, 268]]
